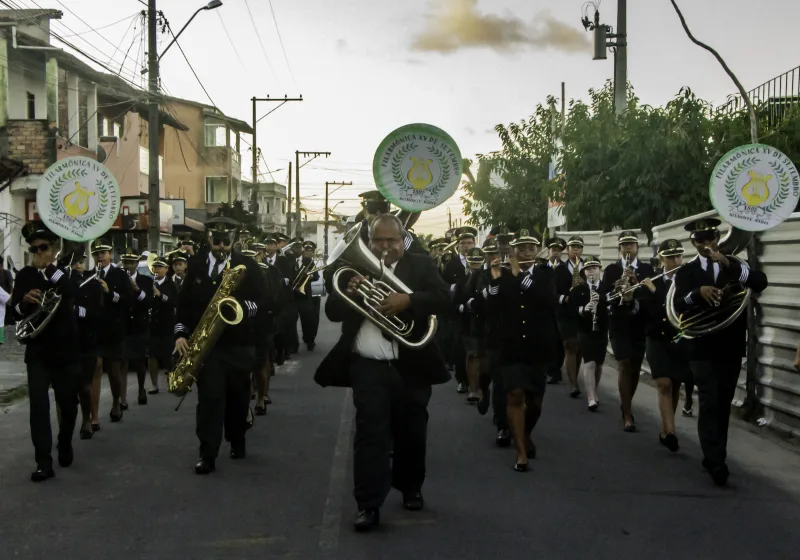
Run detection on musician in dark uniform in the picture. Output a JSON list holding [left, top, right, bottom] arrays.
[[487, 228, 559, 471], [296, 241, 321, 351], [454, 246, 486, 404], [276, 237, 301, 361], [441, 227, 477, 395], [560, 236, 585, 388], [570, 256, 610, 411], [119, 248, 154, 407], [170, 250, 189, 293], [90, 238, 131, 424], [673, 218, 768, 485], [254, 248, 284, 412], [10, 221, 80, 482], [315, 213, 450, 531], [634, 239, 692, 452], [546, 237, 572, 391], [72, 250, 103, 438], [174, 217, 267, 474], [602, 230, 655, 432], [147, 255, 177, 394]]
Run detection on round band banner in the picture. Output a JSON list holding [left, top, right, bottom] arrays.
[[373, 123, 462, 212], [710, 144, 799, 232], [37, 156, 121, 241]]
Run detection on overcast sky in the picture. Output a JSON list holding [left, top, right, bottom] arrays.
[[35, 0, 800, 234]]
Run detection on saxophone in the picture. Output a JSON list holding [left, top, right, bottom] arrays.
[[168, 263, 247, 407]]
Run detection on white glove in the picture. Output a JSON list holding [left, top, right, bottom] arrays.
[[585, 301, 597, 313], [458, 304, 465, 314]]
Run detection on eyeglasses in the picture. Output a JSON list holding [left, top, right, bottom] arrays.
[[28, 243, 50, 254], [211, 237, 233, 247], [365, 202, 389, 214]]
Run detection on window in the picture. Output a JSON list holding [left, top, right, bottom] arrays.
[[26, 92, 35, 119], [205, 177, 229, 203], [282, 202, 286, 214], [113, 122, 121, 138], [267, 201, 271, 214], [204, 122, 226, 147], [139, 147, 163, 177]]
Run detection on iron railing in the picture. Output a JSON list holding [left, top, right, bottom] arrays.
[[716, 66, 800, 125]]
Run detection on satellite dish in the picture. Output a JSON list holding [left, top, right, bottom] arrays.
[[96, 145, 107, 163]]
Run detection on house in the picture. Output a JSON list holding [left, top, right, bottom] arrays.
[[161, 97, 253, 223], [0, 9, 186, 265], [244, 180, 287, 234]]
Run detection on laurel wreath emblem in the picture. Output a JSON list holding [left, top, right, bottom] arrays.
[[391, 142, 417, 188], [48, 168, 109, 229], [764, 160, 791, 214], [724, 157, 759, 207], [426, 145, 452, 197]]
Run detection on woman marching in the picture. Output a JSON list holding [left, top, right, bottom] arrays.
[[570, 256, 609, 411], [635, 239, 692, 452]]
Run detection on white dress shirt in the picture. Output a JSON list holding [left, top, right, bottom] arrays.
[[697, 254, 720, 283], [353, 262, 399, 360], [207, 253, 228, 277]]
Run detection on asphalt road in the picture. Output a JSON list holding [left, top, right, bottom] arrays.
[[1, 313, 800, 560]]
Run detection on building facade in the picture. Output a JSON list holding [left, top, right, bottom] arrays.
[[245, 180, 287, 234]]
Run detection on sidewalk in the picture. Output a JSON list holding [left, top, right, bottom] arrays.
[[0, 327, 26, 394]]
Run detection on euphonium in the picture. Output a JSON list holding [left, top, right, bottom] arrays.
[[168, 263, 247, 407], [328, 222, 438, 349]]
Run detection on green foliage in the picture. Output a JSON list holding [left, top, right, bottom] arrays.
[[213, 200, 263, 238], [464, 80, 800, 243]]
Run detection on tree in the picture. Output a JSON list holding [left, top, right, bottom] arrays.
[[213, 200, 262, 237], [465, 81, 800, 242]]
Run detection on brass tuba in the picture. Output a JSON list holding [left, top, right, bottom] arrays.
[[328, 222, 438, 349], [168, 262, 247, 409]]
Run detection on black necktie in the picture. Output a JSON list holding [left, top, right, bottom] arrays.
[[210, 262, 221, 281], [100, 268, 106, 280]]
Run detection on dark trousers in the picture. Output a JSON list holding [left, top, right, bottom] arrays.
[[690, 355, 742, 468], [350, 356, 432, 510], [278, 300, 299, 354], [487, 350, 507, 430], [297, 296, 320, 344], [28, 360, 79, 468], [196, 345, 255, 460], [453, 332, 467, 385]]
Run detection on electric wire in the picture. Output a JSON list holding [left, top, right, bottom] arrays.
[[266, 0, 299, 92], [58, 11, 139, 38], [243, 0, 281, 88]]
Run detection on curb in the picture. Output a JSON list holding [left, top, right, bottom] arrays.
[[0, 384, 28, 405]]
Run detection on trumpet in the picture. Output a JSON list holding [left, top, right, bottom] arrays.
[[606, 264, 687, 302]]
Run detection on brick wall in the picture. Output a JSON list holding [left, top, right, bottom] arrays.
[[2, 120, 55, 174]]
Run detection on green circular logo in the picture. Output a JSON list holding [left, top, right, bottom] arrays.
[[37, 156, 121, 241], [373, 123, 462, 213], [710, 143, 800, 232]]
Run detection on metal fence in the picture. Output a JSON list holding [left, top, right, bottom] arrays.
[[564, 210, 800, 438], [716, 66, 800, 125]]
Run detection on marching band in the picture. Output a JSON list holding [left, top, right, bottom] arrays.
[[9, 125, 786, 536]]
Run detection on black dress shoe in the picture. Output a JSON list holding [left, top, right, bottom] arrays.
[[110, 409, 123, 422], [659, 433, 680, 452], [456, 383, 467, 394], [138, 395, 147, 405], [148, 388, 159, 395], [353, 509, 380, 532], [194, 458, 216, 475], [708, 464, 730, 487], [31, 467, 55, 482], [477, 388, 491, 415], [495, 429, 511, 447], [255, 405, 267, 416], [525, 439, 537, 459], [402, 491, 424, 511], [57, 444, 74, 468], [120, 402, 129, 411], [230, 442, 246, 460], [569, 388, 581, 398], [307, 342, 316, 351]]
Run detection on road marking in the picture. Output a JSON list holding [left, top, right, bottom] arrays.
[[318, 388, 353, 551]]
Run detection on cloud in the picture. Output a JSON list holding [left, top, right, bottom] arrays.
[[411, 0, 589, 54], [336, 38, 347, 52], [465, 127, 476, 135]]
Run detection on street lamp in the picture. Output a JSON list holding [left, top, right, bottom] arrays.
[[146, 0, 222, 254], [159, 0, 223, 61]]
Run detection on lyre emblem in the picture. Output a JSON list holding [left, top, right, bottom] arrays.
[[741, 170, 772, 206], [63, 181, 95, 218], [407, 156, 433, 190]]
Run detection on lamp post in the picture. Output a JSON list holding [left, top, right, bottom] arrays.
[[147, 0, 222, 254]]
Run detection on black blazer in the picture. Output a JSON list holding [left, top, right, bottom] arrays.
[[126, 273, 154, 335], [175, 252, 267, 347], [486, 265, 560, 366], [570, 280, 610, 332], [93, 264, 132, 344], [441, 254, 467, 288], [314, 252, 451, 388], [673, 255, 768, 359], [150, 277, 178, 336], [602, 258, 655, 331], [74, 273, 104, 353], [9, 264, 79, 364], [635, 273, 681, 342]]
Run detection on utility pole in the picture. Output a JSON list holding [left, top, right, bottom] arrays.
[[448, 207, 452, 230], [147, 0, 160, 253], [294, 151, 331, 237], [583, 0, 628, 115], [324, 181, 352, 259], [250, 95, 303, 189]]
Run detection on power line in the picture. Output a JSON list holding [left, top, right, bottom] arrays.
[[104, 11, 140, 72], [216, 11, 253, 82], [267, 0, 299, 92], [165, 21, 219, 111], [58, 12, 140, 38], [243, 0, 281, 88]]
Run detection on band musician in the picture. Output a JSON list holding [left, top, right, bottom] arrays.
[[11, 221, 81, 482], [314, 213, 451, 532], [119, 248, 153, 407], [148, 255, 177, 394], [295, 241, 321, 351], [602, 230, 655, 432], [174, 217, 268, 474], [673, 218, 768, 486]]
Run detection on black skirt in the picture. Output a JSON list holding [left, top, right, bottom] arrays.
[[557, 314, 579, 340], [578, 328, 608, 365], [646, 337, 692, 382], [124, 332, 149, 361], [609, 328, 646, 364], [499, 362, 547, 396], [149, 332, 174, 368]]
